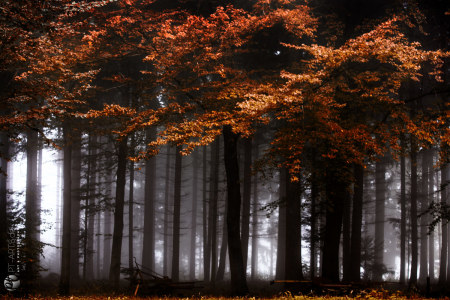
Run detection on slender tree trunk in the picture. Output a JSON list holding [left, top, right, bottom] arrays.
[[428, 150, 434, 281], [223, 125, 248, 295], [284, 169, 303, 281], [171, 145, 182, 281], [0, 134, 9, 282], [410, 137, 418, 285], [310, 164, 318, 280], [190, 149, 199, 280], [251, 140, 259, 280], [83, 138, 91, 281], [163, 145, 171, 277], [439, 164, 448, 284], [87, 136, 96, 280], [276, 168, 287, 280], [142, 128, 156, 272], [241, 138, 252, 268], [400, 149, 407, 284], [109, 136, 128, 288], [70, 132, 81, 281], [350, 164, 364, 282], [59, 125, 72, 295], [209, 139, 219, 284], [25, 128, 38, 287], [342, 184, 351, 282], [128, 134, 135, 276], [374, 159, 385, 281], [419, 150, 429, 283], [202, 146, 209, 281], [37, 137, 43, 241], [103, 168, 113, 279], [55, 149, 62, 268]]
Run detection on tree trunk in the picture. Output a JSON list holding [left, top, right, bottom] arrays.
[[142, 128, 156, 272], [223, 125, 248, 295], [109, 136, 128, 288], [128, 134, 135, 276], [202, 145, 209, 281], [400, 149, 407, 284], [103, 166, 113, 279], [190, 149, 199, 280], [241, 138, 252, 268], [83, 134, 96, 281], [251, 139, 259, 280], [439, 164, 448, 284], [428, 150, 434, 281], [374, 159, 385, 281], [342, 182, 351, 282], [87, 137, 96, 280], [284, 169, 303, 281], [171, 145, 182, 281], [209, 138, 220, 284], [59, 125, 72, 295], [163, 145, 171, 277], [25, 128, 38, 287], [70, 131, 81, 281], [321, 164, 347, 282], [419, 150, 429, 283], [276, 168, 287, 280], [350, 163, 364, 282], [310, 163, 318, 280], [410, 137, 418, 285]]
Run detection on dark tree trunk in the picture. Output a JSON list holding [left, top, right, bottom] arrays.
[[59, 125, 73, 295], [103, 168, 113, 279], [321, 164, 347, 282], [284, 169, 303, 281], [190, 149, 199, 280], [419, 150, 429, 283], [70, 132, 81, 281], [310, 163, 318, 280], [37, 137, 43, 240], [202, 145, 209, 281], [400, 149, 407, 284], [25, 128, 38, 287], [208, 139, 219, 284], [128, 134, 135, 276], [428, 150, 434, 281], [0, 133, 9, 281], [223, 126, 248, 295], [103, 211, 112, 279], [251, 139, 259, 280], [342, 183, 351, 282], [350, 164, 364, 282], [142, 128, 156, 272], [163, 145, 171, 276], [439, 164, 448, 284], [83, 134, 96, 281], [109, 136, 128, 288], [171, 145, 182, 281], [241, 138, 252, 268], [276, 168, 287, 280], [410, 137, 418, 285], [374, 159, 385, 281], [87, 138, 96, 281]]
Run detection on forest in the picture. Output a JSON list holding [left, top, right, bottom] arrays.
[[0, 0, 449, 298]]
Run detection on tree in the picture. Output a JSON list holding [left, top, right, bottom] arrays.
[[171, 145, 182, 281], [109, 136, 128, 288]]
